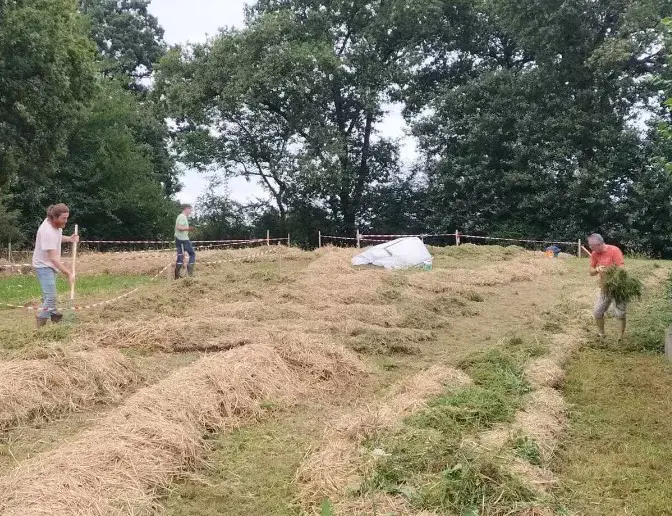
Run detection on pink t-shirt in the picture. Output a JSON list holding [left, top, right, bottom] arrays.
[[32, 219, 62, 269]]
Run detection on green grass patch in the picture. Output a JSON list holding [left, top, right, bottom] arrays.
[[162, 413, 315, 516], [558, 351, 672, 515], [0, 323, 73, 355], [462, 290, 485, 303], [557, 262, 672, 515], [513, 436, 543, 467], [0, 274, 150, 307]]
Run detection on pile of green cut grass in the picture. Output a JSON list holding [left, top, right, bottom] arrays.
[[358, 337, 546, 514], [0, 274, 151, 307], [602, 266, 642, 303]]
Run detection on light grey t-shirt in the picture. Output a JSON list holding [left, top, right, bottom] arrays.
[[32, 219, 62, 269]]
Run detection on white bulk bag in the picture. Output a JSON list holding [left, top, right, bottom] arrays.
[[351, 237, 432, 270]]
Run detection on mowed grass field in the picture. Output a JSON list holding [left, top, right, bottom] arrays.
[[0, 244, 670, 515]]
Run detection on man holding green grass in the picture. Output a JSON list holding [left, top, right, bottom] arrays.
[[588, 233, 626, 341], [175, 204, 196, 279], [32, 204, 79, 327]]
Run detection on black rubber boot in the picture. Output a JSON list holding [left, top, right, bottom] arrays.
[[187, 264, 194, 277], [51, 312, 64, 324], [174, 264, 182, 280]]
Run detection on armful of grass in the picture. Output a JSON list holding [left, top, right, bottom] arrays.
[[602, 267, 643, 303]]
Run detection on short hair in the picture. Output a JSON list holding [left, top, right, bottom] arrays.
[[588, 233, 604, 244], [47, 203, 69, 220], [181, 204, 192, 210]]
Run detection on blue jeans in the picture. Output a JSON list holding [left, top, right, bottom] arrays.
[[35, 267, 58, 319], [176, 239, 196, 267]]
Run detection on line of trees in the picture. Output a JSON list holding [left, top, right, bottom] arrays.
[[2, 1, 672, 255], [0, 0, 178, 245]]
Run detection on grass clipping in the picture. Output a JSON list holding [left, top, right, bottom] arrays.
[[602, 267, 643, 303]]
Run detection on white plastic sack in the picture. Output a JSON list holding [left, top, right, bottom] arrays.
[[351, 237, 432, 270]]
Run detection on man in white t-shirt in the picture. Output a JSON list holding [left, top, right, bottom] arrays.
[[174, 204, 195, 279], [32, 204, 79, 327]]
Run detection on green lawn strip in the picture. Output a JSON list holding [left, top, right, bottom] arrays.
[[0, 274, 151, 307], [557, 266, 672, 515], [357, 338, 548, 514], [162, 408, 322, 516]]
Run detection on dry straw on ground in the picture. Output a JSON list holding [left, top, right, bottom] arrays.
[[0, 349, 139, 430], [77, 317, 271, 353], [0, 339, 366, 515], [297, 365, 472, 512]]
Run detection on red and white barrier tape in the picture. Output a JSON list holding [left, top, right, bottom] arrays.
[[321, 236, 359, 241], [79, 238, 288, 245], [77, 240, 270, 257], [0, 263, 31, 269], [358, 233, 575, 246], [459, 234, 575, 246]]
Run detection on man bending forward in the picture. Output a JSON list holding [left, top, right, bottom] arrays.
[[588, 233, 626, 340]]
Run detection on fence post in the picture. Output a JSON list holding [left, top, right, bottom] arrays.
[[356, 230, 361, 249], [455, 230, 461, 246], [577, 239, 581, 258], [8, 241, 11, 264], [266, 230, 270, 247], [287, 233, 291, 247], [318, 231, 322, 248]]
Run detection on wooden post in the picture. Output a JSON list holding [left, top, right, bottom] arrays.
[[318, 231, 322, 248], [70, 225, 79, 307], [356, 230, 361, 249], [577, 239, 582, 258], [266, 230, 270, 247], [287, 233, 291, 247], [455, 230, 461, 246], [7, 241, 11, 264]]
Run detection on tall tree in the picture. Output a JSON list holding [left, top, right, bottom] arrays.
[[50, 82, 177, 239], [158, 0, 475, 233], [79, 0, 178, 196], [79, 0, 165, 90], [0, 0, 97, 188], [414, 0, 671, 242]]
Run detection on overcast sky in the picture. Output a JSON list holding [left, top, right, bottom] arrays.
[[148, 0, 416, 206]]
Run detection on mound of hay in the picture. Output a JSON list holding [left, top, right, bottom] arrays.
[[602, 267, 643, 303], [0, 350, 139, 430], [0, 340, 365, 515], [525, 358, 564, 389], [296, 365, 472, 509], [513, 388, 567, 464], [79, 317, 270, 353], [300, 247, 387, 306]]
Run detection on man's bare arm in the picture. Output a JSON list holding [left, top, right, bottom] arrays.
[[47, 249, 73, 281], [62, 234, 80, 244]]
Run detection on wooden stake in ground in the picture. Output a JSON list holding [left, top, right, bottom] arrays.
[[69, 224, 79, 313]]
